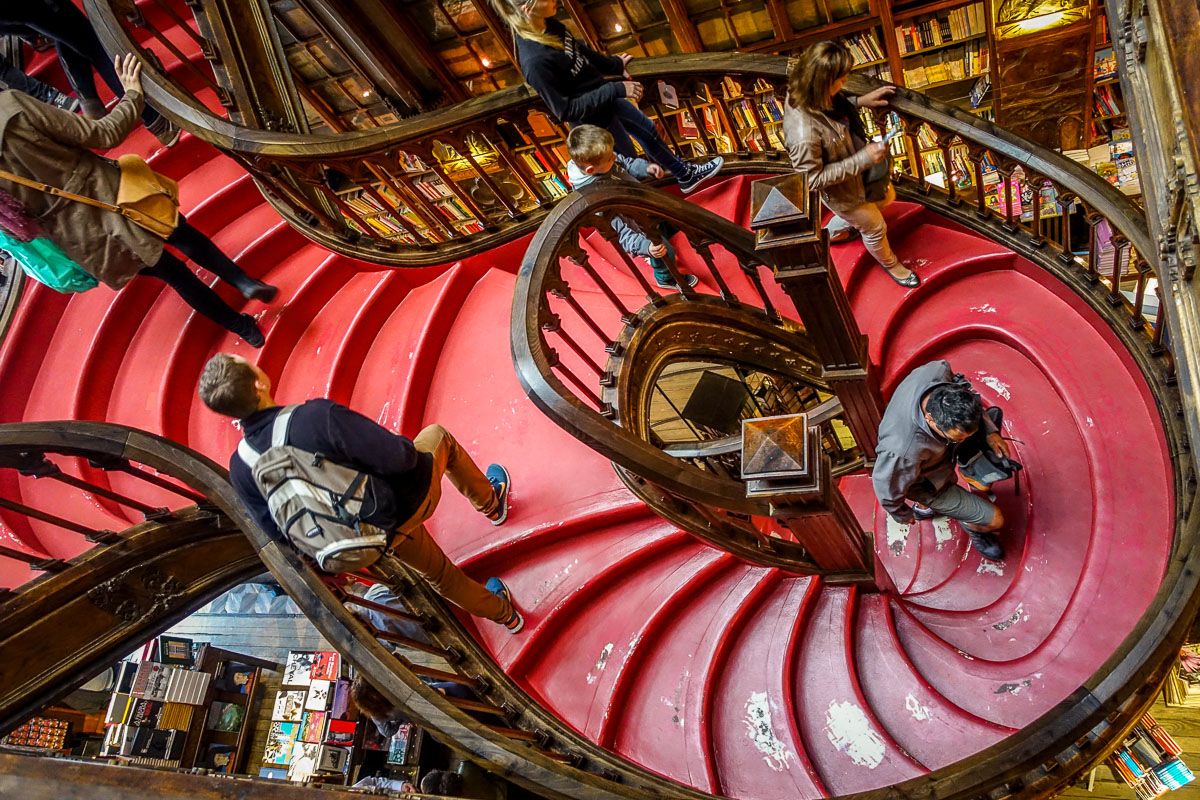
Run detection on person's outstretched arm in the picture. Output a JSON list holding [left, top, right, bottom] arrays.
[[15, 53, 143, 151]]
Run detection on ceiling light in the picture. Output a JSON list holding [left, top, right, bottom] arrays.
[[481, 57, 490, 67], [614, 23, 623, 31]]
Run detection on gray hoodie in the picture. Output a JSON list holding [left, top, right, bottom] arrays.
[[566, 153, 656, 258], [871, 360, 998, 523]]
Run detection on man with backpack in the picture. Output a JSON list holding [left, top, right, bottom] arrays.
[[198, 352, 524, 634], [871, 360, 1018, 561]]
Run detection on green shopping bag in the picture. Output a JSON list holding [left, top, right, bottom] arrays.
[[0, 226, 97, 294]]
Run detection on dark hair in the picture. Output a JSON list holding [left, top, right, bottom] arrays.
[[420, 769, 465, 796], [198, 353, 260, 419], [350, 674, 397, 723], [786, 40, 855, 111], [925, 384, 983, 435]]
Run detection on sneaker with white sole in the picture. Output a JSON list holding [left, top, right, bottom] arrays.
[[655, 273, 699, 291], [678, 156, 724, 194], [967, 529, 1005, 561], [484, 463, 509, 525], [486, 577, 523, 633]]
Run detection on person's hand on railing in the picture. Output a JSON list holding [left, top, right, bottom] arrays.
[[864, 142, 889, 165], [115, 53, 143, 95], [646, 164, 664, 178], [619, 53, 633, 79], [649, 242, 667, 258], [622, 81, 644, 102], [857, 85, 895, 108]]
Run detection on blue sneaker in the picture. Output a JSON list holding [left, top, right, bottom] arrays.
[[484, 464, 510, 525], [486, 577, 523, 633], [678, 156, 724, 194]]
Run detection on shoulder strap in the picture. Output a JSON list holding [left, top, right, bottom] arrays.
[[237, 405, 300, 469], [0, 167, 132, 219]]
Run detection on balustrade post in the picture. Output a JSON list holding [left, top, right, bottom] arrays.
[[748, 173, 884, 461]]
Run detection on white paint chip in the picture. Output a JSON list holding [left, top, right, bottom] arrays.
[[743, 692, 795, 772], [977, 559, 1005, 576], [885, 517, 912, 555], [905, 694, 932, 721], [932, 518, 954, 550], [978, 375, 1011, 400], [969, 303, 998, 313], [825, 700, 885, 768], [586, 642, 614, 684]]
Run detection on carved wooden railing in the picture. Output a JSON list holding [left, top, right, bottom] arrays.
[[0, 422, 262, 734], [511, 180, 874, 579]]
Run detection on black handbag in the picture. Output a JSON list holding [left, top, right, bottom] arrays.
[[833, 92, 890, 203]]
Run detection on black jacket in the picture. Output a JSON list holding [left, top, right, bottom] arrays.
[[516, 18, 626, 124], [229, 399, 434, 540]]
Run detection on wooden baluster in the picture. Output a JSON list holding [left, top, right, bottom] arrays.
[[342, 593, 426, 624], [1084, 211, 1103, 284], [547, 345, 607, 411], [937, 133, 957, 204], [358, 178, 433, 245], [1108, 234, 1130, 306], [317, 184, 390, 243], [682, 83, 718, 157], [88, 456, 209, 504], [2, 451, 165, 515], [1129, 256, 1150, 329], [732, 77, 779, 158], [480, 124, 545, 208], [742, 261, 782, 324], [1150, 288, 1168, 355], [446, 133, 522, 219], [652, 101, 686, 160], [542, 312, 605, 377], [561, 244, 637, 323], [692, 240, 738, 304], [710, 81, 748, 157], [371, 160, 458, 241], [410, 142, 496, 232], [0, 544, 64, 572], [968, 146, 990, 218], [234, 154, 344, 234], [364, 625, 456, 658], [1057, 192, 1078, 263], [510, 118, 569, 187], [0, 495, 109, 539], [998, 163, 1019, 232], [905, 121, 928, 194], [1028, 174, 1046, 247], [128, 4, 223, 97], [547, 278, 615, 348]]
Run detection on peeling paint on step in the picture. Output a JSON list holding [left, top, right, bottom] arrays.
[[977, 374, 1011, 400], [932, 518, 954, 550], [744, 691, 794, 771], [977, 559, 1005, 576], [905, 694, 932, 721], [825, 700, 885, 768], [886, 517, 912, 555], [994, 679, 1032, 695], [586, 642, 614, 685], [991, 602, 1026, 630]]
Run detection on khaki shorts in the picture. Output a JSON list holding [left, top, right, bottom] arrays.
[[923, 482, 997, 527]]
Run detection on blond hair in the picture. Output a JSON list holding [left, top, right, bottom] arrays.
[[787, 41, 855, 112], [198, 353, 260, 419], [566, 124, 614, 165], [489, 0, 564, 49]]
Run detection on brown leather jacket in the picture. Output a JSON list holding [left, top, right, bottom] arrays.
[[781, 92, 874, 216], [0, 89, 164, 289]]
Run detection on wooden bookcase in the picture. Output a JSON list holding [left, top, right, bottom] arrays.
[[178, 645, 278, 774]]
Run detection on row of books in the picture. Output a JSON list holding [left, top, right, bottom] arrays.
[[1095, 84, 1123, 118], [1107, 714, 1193, 799], [105, 660, 213, 711], [902, 41, 989, 88], [894, 2, 986, 54], [968, 74, 991, 109], [1095, 47, 1117, 80], [263, 650, 355, 783], [842, 30, 885, 64]]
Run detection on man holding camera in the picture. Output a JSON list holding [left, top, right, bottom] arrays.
[[871, 360, 1014, 560]]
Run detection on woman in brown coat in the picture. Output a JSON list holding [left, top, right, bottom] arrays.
[[0, 55, 275, 346], [781, 41, 919, 288]]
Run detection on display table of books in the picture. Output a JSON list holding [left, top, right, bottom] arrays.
[[1106, 713, 1195, 799], [260, 649, 360, 784], [101, 635, 276, 771]]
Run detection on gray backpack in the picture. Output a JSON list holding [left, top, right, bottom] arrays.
[[237, 405, 389, 573]]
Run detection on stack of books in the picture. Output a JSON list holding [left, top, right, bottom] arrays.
[[262, 650, 355, 783]]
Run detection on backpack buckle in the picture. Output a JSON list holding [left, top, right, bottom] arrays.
[[311, 452, 325, 467]]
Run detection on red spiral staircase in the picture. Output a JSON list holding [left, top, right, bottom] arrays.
[[0, 4, 1178, 799]]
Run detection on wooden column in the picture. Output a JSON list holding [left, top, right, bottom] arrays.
[[748, 173, 884, 459]]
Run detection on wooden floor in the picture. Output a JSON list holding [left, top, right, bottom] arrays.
[[1058, 694, 1200, 800]]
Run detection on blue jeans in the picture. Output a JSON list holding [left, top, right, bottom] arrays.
[[599, 100, 690, 179]]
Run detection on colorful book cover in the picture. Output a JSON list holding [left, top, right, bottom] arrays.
[[329, 679, 351, 718], [272, 690, 306, 722], [282, 652, 313, 687], [208, 700, 246, 732], [158, 636, 194, 666], [143, 664, 173, 701], [200, 743, 236, 772], [214, 662, 255, 694], [127, 698, 165, 728], [324, 718, 356, 746], [301, 711, 327, 743], [386, 723, 412, 764], [263, 721, 300, 764], [309, 651, 339, 681], [316, 744, 349, 773], [304, 679, 332, 711], [287, 740, 320, 782]]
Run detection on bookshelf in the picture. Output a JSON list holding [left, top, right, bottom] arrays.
[[1106, 714, 1195, 799]]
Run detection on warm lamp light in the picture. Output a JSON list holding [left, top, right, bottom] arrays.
[[1015, 10, 1064, 30], [614, 22, 623, 31], [481, 57, 491, 67]]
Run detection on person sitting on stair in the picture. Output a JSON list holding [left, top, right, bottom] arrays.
[[198, 353, 524, 634], [871, 360, 1011, 560], [566, 124, 697, 292]]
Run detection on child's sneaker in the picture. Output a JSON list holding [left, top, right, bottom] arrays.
[[484, 464, 510, 525], [655, 273, 699, 291], [678, 156, 724, 194], [486, 577, 523, 633], [912, 503, 935, 520]]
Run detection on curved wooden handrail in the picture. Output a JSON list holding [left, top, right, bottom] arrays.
[[0, 259, 22, 349]]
